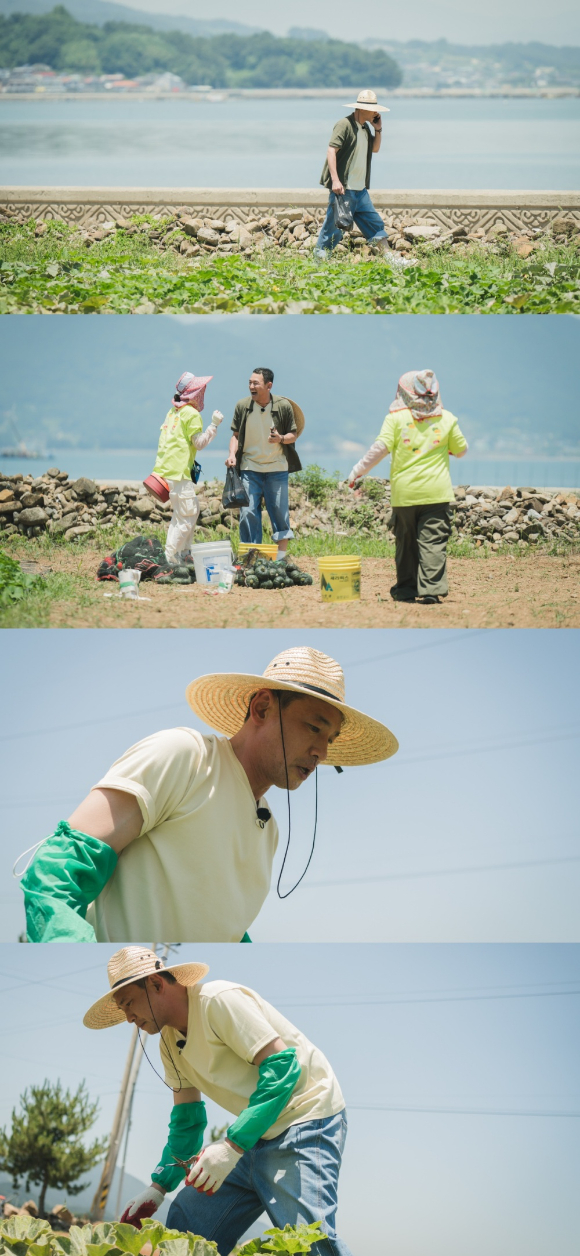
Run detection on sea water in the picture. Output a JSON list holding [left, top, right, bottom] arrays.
[[1, 96, 579, 189], [2, 449, 579, 489]]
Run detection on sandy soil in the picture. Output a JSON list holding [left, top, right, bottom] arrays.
[[20, 548, 580, 629]]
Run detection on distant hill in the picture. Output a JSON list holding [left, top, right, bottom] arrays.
[[360, 37, 580, 89], [0, 5, 402, 87], [0, 0, 258, 37]]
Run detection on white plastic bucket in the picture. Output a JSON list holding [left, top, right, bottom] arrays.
[[190, 540, 234, 586], [118, 568, 141, 599]]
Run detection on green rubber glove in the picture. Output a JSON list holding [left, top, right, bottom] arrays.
[[241, 932, 252, 943], [227, 1048, 301, 1151], [151, 1101, 208, 1192], [21, 820, 118, 942]]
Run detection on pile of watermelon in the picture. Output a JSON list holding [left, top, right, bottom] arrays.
[[236, 555, 313, 590]]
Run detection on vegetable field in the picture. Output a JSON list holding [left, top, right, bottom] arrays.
[[0, 1217, 326, 1256]]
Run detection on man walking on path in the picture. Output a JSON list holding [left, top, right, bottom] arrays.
[[20, 647, 398, 943], [226, 368, 302, 561], [348, 370, 468, 603], [314, 89, 409, 266], [84, 947, 354, 1256]]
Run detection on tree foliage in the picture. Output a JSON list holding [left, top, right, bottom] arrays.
[[0, 1080, 108, 1218], [0, 6, 402, 87]]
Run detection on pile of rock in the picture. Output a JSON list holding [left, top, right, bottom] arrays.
[[1, 469, 579, 549], [0, 469, 236, 541], [24, 210, 580, 260]]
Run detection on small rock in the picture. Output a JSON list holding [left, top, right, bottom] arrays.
[[180, 216, 204, 237], [197, 228, 220, 246], [18, 506, 48, 528], [70, 477, 98, 500], [551, 216, 577, 237], [64, 525, 94, 540], [131, 498, 154, 519]]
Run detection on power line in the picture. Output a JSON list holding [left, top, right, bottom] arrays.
[[302, 851, 580, 890], [0, 630, 492, 746], [347, 1103, 580, 1118], [277, 986, 580, 1009]]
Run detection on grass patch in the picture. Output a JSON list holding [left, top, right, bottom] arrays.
[[1, 526, 576, 627], [1, 222, 579, 313]]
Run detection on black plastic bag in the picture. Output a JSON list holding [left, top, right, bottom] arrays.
[[222, 466, 250, 509], [190, 460, 202, 484], [332, 194, 354, 232]]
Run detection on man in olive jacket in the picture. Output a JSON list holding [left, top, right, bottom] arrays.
[[314, 88, 406, 266], [226, 367, 301, 560]]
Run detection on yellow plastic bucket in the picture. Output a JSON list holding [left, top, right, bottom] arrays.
[[317, 555, 361, 603], [238, 543, 278, 560]]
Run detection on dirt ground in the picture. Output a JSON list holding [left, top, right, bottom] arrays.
[[21, 547, 580, 628]]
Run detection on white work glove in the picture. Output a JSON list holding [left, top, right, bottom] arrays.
[[211, 410, 224, 426], [120, 1184, 165, 1227], [186, 1140, 243, 1194]]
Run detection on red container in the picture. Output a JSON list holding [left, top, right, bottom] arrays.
[[143, 473, 170, 503]]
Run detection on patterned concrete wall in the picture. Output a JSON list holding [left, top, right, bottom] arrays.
[[3, 188, 580, 234]]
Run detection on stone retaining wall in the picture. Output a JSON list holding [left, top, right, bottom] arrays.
[[1, 468, 579, 550], [3, 188, 579, 237]]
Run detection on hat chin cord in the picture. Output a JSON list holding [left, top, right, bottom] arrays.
[[135, 984, 185, 1093], [275, 693, 318, 900]]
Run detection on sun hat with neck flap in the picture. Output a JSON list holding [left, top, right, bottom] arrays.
[[83, 947, 209, 1031], [186, 646, 398, 767]]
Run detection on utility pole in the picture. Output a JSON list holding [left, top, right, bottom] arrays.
[[90, 943, 176, 1221]]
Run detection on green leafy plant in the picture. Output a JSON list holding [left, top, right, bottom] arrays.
[[0, 1218, 318, 1256], [0, 551, 44, 606], [238, 1222, 326, 1256], [359, 477, 387, 502], [293, 466, 340, 504]]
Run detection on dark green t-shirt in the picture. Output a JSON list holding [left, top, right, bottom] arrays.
[[320, 113, 373, 190]]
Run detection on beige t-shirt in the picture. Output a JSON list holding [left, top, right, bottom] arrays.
[[346, 123, 368, 191], [241, 400, 287, 473], [160, 981, 345, 1137], [86, 729, 278, 943]]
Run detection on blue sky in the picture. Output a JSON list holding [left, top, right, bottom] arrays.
[[0, 943, 578, 1256], [2, 628, 579, 943], [1, 315, 578, 458], [116, 0, 580, 45]]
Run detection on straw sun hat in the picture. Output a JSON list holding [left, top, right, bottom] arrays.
[[286, 399, 305, 437], [186, 647, 398, 767], [84, 947, 208, 1030], [345, 89, 390, 113]]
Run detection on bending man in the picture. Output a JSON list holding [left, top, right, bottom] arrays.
[[20, 647, 398, 942], [85, 948, 353, 1256]]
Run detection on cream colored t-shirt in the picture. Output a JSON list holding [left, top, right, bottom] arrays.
[[160, 982, 345, 1137], [346, 123, 368, 191], [86, 729, 278, 943], [241, 401, 287, 473]]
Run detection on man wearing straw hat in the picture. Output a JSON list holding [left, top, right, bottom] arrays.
[[84, 947, 353, 1256], [226, 368, 304, 562], [314, 90, 407, 266], [20, 647, 398, 944]]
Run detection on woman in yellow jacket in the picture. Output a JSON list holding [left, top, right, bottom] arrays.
[[349, 370, 468, 603], [153, 372, 223, 565]]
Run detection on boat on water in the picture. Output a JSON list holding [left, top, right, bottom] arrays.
[[0, 442, 43, 459]]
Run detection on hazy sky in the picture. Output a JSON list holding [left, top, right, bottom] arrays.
[[1, 314, 577, 457], [0, 943, 578, 1256], [2, 629, 579, 944], [115, 0, 580, 45]]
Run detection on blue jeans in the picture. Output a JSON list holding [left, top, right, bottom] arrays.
[[239, 470, 293, 544], [167, 1113, 353, 1256], [314, 189, 388, 257]]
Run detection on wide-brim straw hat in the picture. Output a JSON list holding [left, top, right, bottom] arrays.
[[84, 947, 209, 1030], [345, 89, 389, 112], [186, 647, 398, 767], [286, 398, 305, 437]]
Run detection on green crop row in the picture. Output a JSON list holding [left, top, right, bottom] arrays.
[[0, 1216, 325, 1256]]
